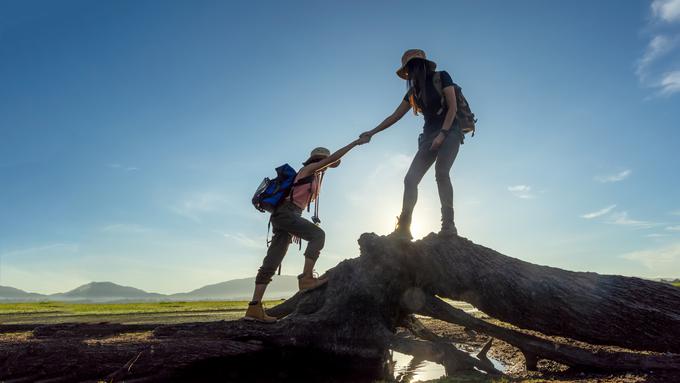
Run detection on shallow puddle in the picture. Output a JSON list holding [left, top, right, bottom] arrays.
[[168, 345, 508, 382], [390, 348, 506, 382], [390, 350, 446, 381]]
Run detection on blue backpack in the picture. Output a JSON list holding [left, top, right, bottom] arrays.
[[252, 164, 298, 213]]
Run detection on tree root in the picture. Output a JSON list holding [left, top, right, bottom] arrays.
[[399, 314, 501, 374], [417, 295, 680, 371], [105, 351, 144, 381]]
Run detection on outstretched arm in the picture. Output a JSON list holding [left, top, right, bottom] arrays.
[[297, 137, 367, 178], [361, 99, 411, 139]]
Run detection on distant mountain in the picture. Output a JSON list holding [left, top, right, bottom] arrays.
[[0, 286, 46, 300], [0, 276, 300, 302], [49, 282, 165, 302], [170, 276, 298, 300]]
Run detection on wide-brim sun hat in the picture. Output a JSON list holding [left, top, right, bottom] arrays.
[[303, 147, 331, 165], [396, 49, 437, 80]]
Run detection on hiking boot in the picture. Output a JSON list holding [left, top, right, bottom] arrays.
[[298, 274, 328, 291], [439, 207, 458, 237], [244, 301, 277, 323], [389, 214, 413, 240]]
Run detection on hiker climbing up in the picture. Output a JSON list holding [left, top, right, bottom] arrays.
[[245, 137, 369, 323], [360, 49, 476, 240]]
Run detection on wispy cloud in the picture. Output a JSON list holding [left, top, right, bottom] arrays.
[[652, 0, 680, 23], [507, 185, 534, 199], [580, 205, 659, 230], [0, 243, 80, 259], [594, 169, 631, 183], [622, 242, 680, 274], [636, 35, 676, 82], [646, 233, 669, 238], [606, 211, 657, 229], [666, 225, 680, 231], [222, 232, 266, 249], [659, 70, 680, 95], [369, 153, 412, 178], [107, 163, 139, 172], [636, 1, 680, 96], [670, 209, 680, 216], [171, 192, 231, 222], [581, 204, 617, 219]]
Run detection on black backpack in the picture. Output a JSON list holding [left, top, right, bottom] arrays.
[[432, 72, 477, 137]]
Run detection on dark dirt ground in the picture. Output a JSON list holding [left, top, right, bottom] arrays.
[[1, 303, 678, 382]]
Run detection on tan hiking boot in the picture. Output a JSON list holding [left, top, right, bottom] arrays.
[[389, 215, 413, 240], [244, 301, 277, 323], [298, 275, 328, 291]]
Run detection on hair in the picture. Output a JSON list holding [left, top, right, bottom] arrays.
[[406, 58, 433, 115]]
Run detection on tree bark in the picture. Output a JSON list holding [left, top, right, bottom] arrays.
[[2, 233, 680, 381], [358, 233, 680, 353]]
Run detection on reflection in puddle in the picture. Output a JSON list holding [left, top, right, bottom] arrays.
[[171, 345, 506, 382], [388, 346, 507, 382], [488, 355, 506, 372], [390, 350, 446, 382]]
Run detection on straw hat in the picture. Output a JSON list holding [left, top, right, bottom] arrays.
[[303, 147, 331, 166], [396, 49, 437, 80]]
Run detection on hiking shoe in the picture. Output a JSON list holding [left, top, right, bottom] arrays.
[[389, 215, 413, 240], [439, 224, 458, 237], [244, 301, 277, 323], [439, 208, 458, 238], [298, 275, 328, 291]]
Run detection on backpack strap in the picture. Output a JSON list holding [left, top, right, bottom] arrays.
[[432, 72, 446, 116], [266, 216, 272, 248], [312, 171, 325, 225], [306, 177, 313, 213]]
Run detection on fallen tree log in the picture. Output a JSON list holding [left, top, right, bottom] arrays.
[[2, 233, 679, 381], [358, 233, 680, 353]]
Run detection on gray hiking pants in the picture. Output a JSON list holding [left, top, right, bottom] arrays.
[[401, 126, 463, 225], [255, 201, 325, 285]]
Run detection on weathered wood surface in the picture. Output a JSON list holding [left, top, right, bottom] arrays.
[[375, 233, 680, 353]]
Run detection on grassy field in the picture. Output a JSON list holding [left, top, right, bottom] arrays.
[[0, 299, 477, 326], [673, 281, 680, 287], [0, 300, 284, 325]]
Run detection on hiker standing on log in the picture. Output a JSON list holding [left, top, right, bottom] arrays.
[[361, 49, 474, 240], [245, 138, 369, 323]]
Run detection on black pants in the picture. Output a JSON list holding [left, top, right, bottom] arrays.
[[255, 201, 325, 285], [401, 127, 463, 224]]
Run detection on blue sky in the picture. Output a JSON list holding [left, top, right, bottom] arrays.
[[1, 0, 679, 294]]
